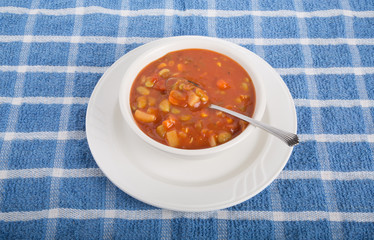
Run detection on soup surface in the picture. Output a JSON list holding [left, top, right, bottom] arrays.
[[129, 49, 256, 149]]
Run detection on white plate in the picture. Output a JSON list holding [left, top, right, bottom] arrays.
[[86, 37, 297, 212]]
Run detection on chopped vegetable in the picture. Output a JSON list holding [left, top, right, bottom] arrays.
[[136, 86, 150, 95], [208, 135, 217, 147], [216, 79, 230, 90], [159, 68, 170, 78], [166, 130, 179, 147], [134, 110, 156, 123], [162, 115, 177, 129], [159, 99, 170, 112], [158, 62, 167, 69], [218, 131, 232, 143], [156, 125, 166, 137], [136, 96, 147, 108], [241, 82, 249, 91]]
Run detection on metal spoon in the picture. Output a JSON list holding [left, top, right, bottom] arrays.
[[166, 78, 299, 147]]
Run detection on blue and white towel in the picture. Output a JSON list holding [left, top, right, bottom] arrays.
[[0, 0, 373, 239]]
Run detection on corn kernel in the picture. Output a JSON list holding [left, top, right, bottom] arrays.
[[217, 62, 222, 67]]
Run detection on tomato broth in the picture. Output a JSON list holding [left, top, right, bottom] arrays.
[[129, 49, 256, 149]]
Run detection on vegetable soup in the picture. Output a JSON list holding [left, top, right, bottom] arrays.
[[129, 49, 256, 149]]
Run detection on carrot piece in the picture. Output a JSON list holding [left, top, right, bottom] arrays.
[[216, 79, 230, 90], [162, 115, 177, 129], [169, 90, 187, 106]]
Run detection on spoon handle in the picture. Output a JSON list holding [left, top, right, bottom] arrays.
[[210, 104, 299, 147]]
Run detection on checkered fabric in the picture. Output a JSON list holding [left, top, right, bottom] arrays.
[[0, 0, 373, 239]]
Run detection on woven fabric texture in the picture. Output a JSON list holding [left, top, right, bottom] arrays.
[[0, 0, 373, 239]]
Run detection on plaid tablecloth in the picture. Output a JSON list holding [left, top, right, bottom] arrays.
[[1, 0, 373, 239]]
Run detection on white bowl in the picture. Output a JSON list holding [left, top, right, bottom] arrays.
[[119, 36, 267, 158]]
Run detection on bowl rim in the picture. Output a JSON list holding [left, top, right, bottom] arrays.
[[118, 36, 267, 157]]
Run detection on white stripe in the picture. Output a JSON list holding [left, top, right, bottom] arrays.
[[1, 209, 373, 222], [1, 6, 373, 18], [294, 99, 374, 108], [2, 35, 374, 46], [2, 65, 374, 76], [0, 131, 86, 141], [0, 97, 89, 105], [300, 134, 374, 142], [0, 168, 103, 179], [276, 67, 374, 75], [1, 168, 373, 181], [0, 65, 107, 73], [279, 170, 374, 181]]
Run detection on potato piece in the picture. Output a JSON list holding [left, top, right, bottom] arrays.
[[134, 110, 156, 123], [187, 91, 201, 108], [159, 99, 170, 112], [136, 96, 147, 108], [156, 125, 166, 138], [218, 131, 232, 143], [208, 135, 217, 147], [159, 68, 170, 78], [166, 130, 179, 147], [136, 86, 150, 95]]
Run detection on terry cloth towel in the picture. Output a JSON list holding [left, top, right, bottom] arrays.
[[0, 0, 374, 239]]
